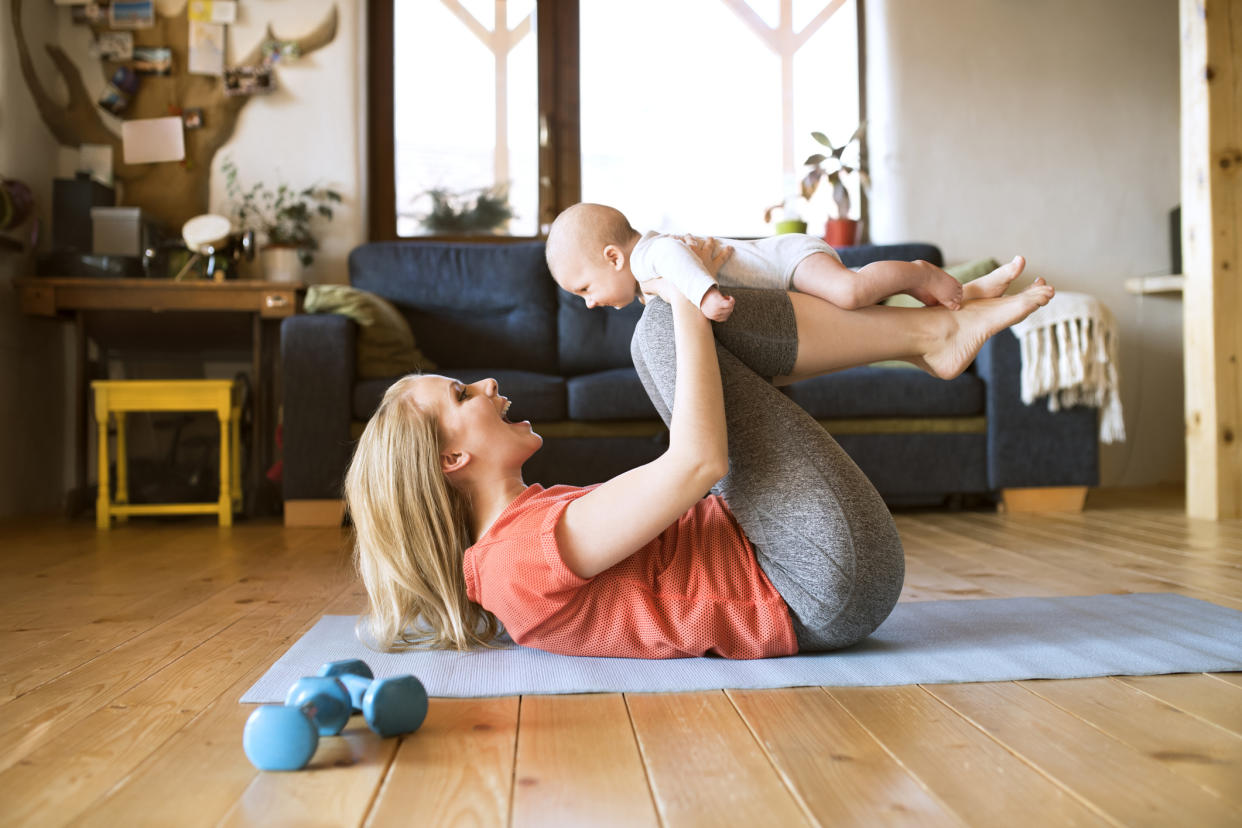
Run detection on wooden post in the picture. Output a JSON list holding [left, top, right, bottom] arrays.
[[1181, 0, 1242, 520]]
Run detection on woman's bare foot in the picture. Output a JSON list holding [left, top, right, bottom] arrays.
[[924, 278, 1054, 379], [962, 256, 1026, 301]]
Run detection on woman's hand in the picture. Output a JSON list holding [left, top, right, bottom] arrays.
[[639, 276, 681, 306], [676, 234, 734, 277]]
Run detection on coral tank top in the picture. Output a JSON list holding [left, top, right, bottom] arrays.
[[463, 484, 798, 659]]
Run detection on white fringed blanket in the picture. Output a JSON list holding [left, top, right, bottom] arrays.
[[1009, 291, 1125, 443]]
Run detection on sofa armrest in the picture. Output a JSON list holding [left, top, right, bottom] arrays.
[[976, 329, 1100, 489], [281, 314, 357, 501]]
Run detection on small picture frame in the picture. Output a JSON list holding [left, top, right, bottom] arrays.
[[223, 65, 276, 97], [132, 46, 173, 75], [94, 31, 133, 61], [182, 108, 204, 130], [109, 0, 155, 29]]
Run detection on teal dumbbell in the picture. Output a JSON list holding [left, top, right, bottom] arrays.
[[317, 659, 428, 738], [242, 676, 351, 771]]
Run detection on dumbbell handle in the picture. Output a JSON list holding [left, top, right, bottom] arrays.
[[335, 672, 372, 711]]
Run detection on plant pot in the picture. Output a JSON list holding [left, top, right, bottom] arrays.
[[774, 219, 808, 235], [824, 218, 859, 248], [261, 246, 304, 283]]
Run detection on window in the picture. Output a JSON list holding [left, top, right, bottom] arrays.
[[369, 1, 863, 240]]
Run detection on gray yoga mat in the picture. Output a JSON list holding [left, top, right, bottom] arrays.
[[241, 593, 1242, 701]]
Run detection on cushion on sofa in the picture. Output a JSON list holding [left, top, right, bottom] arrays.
[[782, 367, 985, 419], [304, 284, 436, 379], [351, 369, 568, 423], [567, 367, 663, 420], [557, 290, 645, 375], [349, 242, 559, 373]]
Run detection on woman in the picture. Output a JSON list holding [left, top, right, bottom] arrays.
[[345, 242, 1053, 657]]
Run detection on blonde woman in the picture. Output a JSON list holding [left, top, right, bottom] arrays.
[[345, 244, 1053, 658]]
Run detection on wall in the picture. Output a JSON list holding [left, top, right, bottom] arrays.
[[0, 0, 72, 518], [866, 0, 1183, 487]]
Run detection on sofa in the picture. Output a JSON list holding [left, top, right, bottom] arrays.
[[280, 240, 1099, 526]]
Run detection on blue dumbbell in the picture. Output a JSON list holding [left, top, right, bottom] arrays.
[[317, 659, 428, 738], [242, 676, 351, 771]]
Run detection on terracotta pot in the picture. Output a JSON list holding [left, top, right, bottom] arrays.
[[824, 218, 859, 247]]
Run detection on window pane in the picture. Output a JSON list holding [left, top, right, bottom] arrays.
[[580, 0, 858, 237], [393, 0, 538, 236]]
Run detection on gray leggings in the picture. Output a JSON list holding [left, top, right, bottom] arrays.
[[630, 289, 905, 651]]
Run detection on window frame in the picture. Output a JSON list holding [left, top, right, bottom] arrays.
[[367, 0, 866, 243]]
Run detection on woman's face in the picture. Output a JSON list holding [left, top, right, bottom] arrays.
[[407, 375, 542, 474]]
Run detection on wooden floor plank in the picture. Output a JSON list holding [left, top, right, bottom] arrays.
[[826, 685, 1111, 826], [626, 691, 809, 827], [0, 563, 354, 826], [1019, 677, 1242, 806], [366, 697, 519, 828], [1113, 674, 1242, 737], [728, 687, 964, 827], [68, 586, 368, 828], [512, 694, 657, 828], [927, 682, 1242, 826]]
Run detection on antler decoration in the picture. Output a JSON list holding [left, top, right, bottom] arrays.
[[10, 0, 339, 231]]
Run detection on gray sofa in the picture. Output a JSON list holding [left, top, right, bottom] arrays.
[[280, 240, 1099, 525]]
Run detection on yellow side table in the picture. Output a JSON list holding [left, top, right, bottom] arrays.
[[92, 380, 241, 528]]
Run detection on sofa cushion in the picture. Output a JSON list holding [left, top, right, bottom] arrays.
[[352, 370, 567, 422], [782, 366, 985, 418], [557, 290, 644, 375], [349, 242, 558, 373], [567, 367, 662, 420], [837, 242, 943, 269]]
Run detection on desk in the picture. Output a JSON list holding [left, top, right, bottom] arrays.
[[15, 277, 303, 516]]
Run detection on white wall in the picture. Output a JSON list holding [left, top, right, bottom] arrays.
[[0, 0, 73, 517], [867, 0, 1183, 487]]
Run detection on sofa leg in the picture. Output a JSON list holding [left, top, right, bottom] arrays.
[[284, 499, 346, 527], [1000, 486, 1088, 513]]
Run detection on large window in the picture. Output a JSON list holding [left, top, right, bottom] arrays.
[[369, 1, 863, 240]]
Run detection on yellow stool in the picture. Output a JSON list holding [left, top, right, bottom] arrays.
[[92, 380, 242, 528]]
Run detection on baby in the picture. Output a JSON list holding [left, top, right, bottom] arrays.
[[545, 203, 1026, 321]]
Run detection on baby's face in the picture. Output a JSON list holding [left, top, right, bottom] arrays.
[[555, 257, 637, 310]]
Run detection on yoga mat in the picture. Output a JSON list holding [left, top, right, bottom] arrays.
[[241, 593, 1242, 701]]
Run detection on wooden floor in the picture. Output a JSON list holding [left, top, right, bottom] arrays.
[[1, 487, 1240, 827]]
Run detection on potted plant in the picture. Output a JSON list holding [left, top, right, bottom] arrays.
[[417, 185, 514, 234], [762, 198, 809, 235], [800, 122, 869, 247], [223, 158, 342, 282]]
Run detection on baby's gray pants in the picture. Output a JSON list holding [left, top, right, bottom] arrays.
[[629, 289, 905, 651]]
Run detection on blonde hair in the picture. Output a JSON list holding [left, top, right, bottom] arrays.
[[545, 202, 639, 279], [345, 375, 503, 651]]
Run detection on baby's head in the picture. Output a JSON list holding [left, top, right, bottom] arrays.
[[546, 203, 642, 310]]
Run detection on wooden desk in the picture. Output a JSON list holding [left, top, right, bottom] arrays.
[[15, 277, 303, 516]]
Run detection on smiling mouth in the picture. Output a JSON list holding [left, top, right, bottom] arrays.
[[501, 399, 513, 421]]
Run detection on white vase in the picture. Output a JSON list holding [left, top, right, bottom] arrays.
[[261, 246, 304, 283]]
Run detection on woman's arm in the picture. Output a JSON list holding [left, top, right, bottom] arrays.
[[555, 281, 729, 579]]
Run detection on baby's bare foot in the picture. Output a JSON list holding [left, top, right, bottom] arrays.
[[903, 268, 964, 309], [924, 278, 1054, 379], [963, 256, 1026, 301]]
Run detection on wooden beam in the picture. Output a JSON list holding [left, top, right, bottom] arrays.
[[1181, 0, 1242, 519]]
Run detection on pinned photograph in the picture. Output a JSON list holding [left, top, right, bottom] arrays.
[[188, 20, 226, 76], [182, 108, 204, 130], [109, 1, 155, 29], [94, 31, 133, 61], [133, 46, 173, 75], [97, 66, 140, 115], [223, 65, 276, 97]]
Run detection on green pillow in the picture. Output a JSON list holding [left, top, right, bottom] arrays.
[[304, 285, 436, 379], [872, 257, 1000, 368]]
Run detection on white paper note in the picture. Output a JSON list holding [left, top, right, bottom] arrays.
[[188, 20, 226, 76], [189, 0, 238, 24], [121, 117, 186, 165]]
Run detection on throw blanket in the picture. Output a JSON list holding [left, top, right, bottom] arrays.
[[1009, 291, 1125, 443]]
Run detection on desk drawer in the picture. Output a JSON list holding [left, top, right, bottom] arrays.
[[260, 289, 299, 318]]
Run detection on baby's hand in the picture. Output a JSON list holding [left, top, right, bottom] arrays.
[[676, 234, 734, 277], [699, 288, 735, 322]]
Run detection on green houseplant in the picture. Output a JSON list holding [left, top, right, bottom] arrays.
[[800, 122, 870, 247], [417, 185, 514, 234], [223, 158, 342, 277]]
